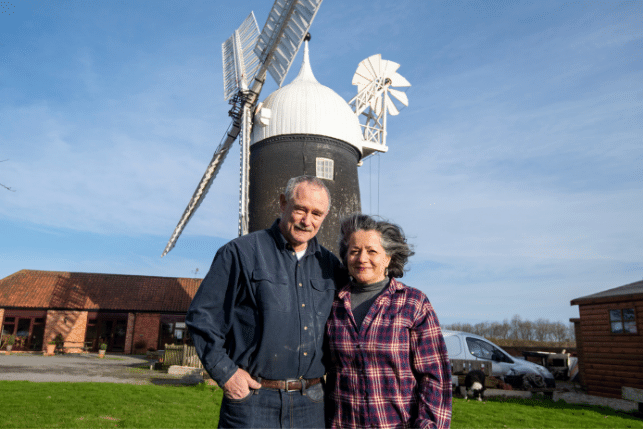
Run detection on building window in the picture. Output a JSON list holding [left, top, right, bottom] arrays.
[[609, 308, 637, 334], [2, 317, 15, 336], [316, 158, 334, 180], [159, 317, 191, 347]]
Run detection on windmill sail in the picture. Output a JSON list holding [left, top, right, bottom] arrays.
[[349, 54, 410, 155], [254, 0, 323, 87], [162, 0, 324, 257], [222, 13, 261, 101], [162, 122, 240, 257]]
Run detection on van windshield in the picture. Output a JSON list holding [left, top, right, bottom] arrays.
[[466, 337, 513, 363]]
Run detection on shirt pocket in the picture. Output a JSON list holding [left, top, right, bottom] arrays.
[[310, 279, 336, 321], [370, 312, 413, 353], [252, 269, 291, 313]]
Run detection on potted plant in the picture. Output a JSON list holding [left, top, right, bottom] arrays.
[[5, 335, 16, 353], [98, 342, 107, 358]]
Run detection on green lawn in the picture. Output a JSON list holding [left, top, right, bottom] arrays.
[[0, 381, 641, 428], [0, 381, 221, 428], [452, 397, 643, 428]]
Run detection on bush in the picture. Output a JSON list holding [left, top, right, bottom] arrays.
[[54, 333, 64, 347]]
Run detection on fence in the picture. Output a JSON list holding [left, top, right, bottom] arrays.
[[450, 359, 492, 376], [163, 344, 203, 369]]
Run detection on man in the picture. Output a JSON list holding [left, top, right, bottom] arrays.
[[186, 175, 343, 428]]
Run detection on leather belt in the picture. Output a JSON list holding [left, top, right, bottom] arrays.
[[257, 377, 321, 391]]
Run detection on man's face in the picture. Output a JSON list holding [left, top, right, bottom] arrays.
[[279, 182, 329, 252]]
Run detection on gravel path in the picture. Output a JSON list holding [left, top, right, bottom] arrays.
[[0, 352, 203, 385]]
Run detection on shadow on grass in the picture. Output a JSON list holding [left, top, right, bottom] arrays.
[[150, 375, 205, 386]]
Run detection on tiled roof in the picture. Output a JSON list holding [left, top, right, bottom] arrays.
[[571, 279, 643, 305], [0, 270, 202, 312]]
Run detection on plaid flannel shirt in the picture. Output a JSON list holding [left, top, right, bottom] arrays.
[[326, 279, 452, 429]]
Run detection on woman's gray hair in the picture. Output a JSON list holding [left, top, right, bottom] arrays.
[[338, 213, 414, 278]]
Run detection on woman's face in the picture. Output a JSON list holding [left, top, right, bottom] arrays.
[[346, 229, 391, 285]]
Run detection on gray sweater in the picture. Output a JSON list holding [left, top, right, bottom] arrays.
[[350, 278, 390, 329]]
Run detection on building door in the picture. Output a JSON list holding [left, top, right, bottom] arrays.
[[96, 316, 128, 352], [29, 318, 45, 351], [112, 319, 127, 352]]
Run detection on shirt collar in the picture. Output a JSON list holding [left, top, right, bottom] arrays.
[[269, 218, 320, 257], [338, 277, 404, 300]]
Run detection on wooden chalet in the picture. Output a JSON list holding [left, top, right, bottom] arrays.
[[0, 270, 201, 354], [570, 279, 643, 399]]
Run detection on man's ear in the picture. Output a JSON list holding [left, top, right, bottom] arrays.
[[279, 194, 287, 212]]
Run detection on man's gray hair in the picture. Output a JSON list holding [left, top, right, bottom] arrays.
[[339, 213, 414, 279], [283, 175, 331, 211]]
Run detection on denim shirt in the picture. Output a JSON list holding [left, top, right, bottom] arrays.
[[186, 219, 343, 387]]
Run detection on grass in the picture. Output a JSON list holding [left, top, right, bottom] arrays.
[[453, 397, 643, 428], [0, 381, 222, 428], [0, 381, 641, 428]]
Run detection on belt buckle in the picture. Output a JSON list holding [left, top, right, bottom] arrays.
[[284, 378, 300, 391]]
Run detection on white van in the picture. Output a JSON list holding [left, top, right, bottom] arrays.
[[442, 329, 556, 388]]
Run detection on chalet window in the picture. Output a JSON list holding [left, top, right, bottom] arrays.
[[609, 308, 637, 334]]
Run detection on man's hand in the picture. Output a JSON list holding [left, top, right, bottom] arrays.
[[222, 368, 262, 399]]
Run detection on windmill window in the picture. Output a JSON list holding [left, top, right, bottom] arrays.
[[316, 158, 334, 180], [609, 308, 637, 334]]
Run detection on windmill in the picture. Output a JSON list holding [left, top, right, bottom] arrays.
[[162, 1, 410, 256]]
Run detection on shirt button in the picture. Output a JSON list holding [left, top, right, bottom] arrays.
[[301, 303, 305, 307], [304, 326, 308, 330], [303, 352, 308, 356], [298, 283, 303, 287]]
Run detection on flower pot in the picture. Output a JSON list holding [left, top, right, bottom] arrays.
[[46, 343, 56, 355], [6, 345, 12, 353], [98, 349, 106, 358]]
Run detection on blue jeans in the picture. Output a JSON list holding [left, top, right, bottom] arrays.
[[218, 382, 325, 428]]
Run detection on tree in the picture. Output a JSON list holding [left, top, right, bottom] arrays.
[[550, 321, 574, 342], [443, 315, 575, 343], [533, 318, 551, 342]]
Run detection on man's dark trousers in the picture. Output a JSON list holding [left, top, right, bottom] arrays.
[[217, 382, 325, 428]]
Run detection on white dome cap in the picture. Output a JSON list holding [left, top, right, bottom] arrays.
[[251, 41, 364, 151]]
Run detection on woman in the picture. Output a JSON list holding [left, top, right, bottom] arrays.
[[326, 214, 452, 429]]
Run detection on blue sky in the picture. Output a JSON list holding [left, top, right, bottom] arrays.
[[1, 0, 641, 326]]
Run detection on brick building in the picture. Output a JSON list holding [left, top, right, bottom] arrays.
[[0, 270, 201, 354], [570, 279, 643, 399]]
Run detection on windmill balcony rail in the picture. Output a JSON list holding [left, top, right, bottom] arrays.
[[362, 125, 383, 146]]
